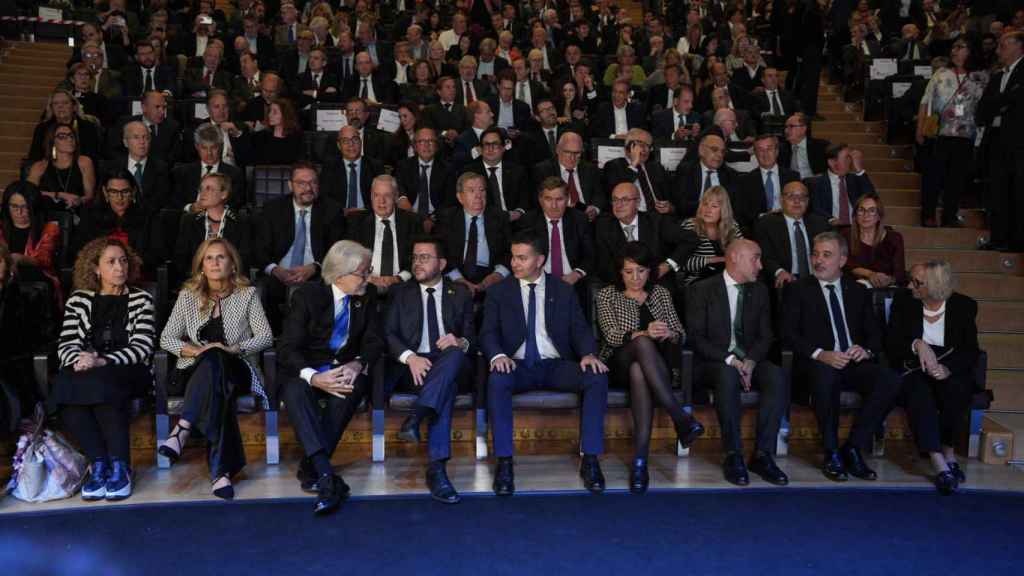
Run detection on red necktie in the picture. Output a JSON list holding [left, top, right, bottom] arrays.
[[203, 68, 212, 87], [838, 176, 850, 225], [566, 169, 580, 206], [550, 220, 564, 278]]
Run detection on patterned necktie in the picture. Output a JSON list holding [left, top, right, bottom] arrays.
[[465, 81, 476, 104], [566, 169, 580, 206], [625, 224, 636, 242], [133, 162, 144, 191], [329, 296, 350, 352], [347, 162, 359, 208]]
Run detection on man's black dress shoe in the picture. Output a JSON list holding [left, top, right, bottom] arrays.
[[935, 470, 958, 495], [426, 462, 460, 504], [493, 458, 515, 496], [748, 453, 788, 486], [579, 455, 605, 493], [314, 473, 343, 515], [841, 444, 877, 480], [723, 452, 749, 486], [822, 451, 848, 481], [398, 415, 421, 443], [630, 458, 649, 494], [676, 417, 706, 449], [948, 461, 966, 484], [980, 243, 1008, 252], [297, 458, 318, 493]]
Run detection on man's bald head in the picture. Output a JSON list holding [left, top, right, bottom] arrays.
[[725, 238, 762, 283]]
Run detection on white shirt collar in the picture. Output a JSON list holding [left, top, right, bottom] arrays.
[[519, 272, 546, 290], [619, 214, 639, 229], [760, 164, 777, 176], [419, 279, 443, 295], [723, 269, 740, 287], [330, 283, 351, 305], [818, 277, 841, 290], [375, 212, 394, 225]]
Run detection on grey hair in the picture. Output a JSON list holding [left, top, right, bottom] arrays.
[[321, 240, 371, 285], [194, 123, 224, 149], [813, 230, 849, 257], [922, 260, 955, 301], [122, 120, 147, 141], [617, 44, 636, 59], [456, 171, 486, 194], [371, 174, 398, 198]]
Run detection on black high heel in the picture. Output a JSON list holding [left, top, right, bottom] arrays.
[[157, 422, 191, 464], [212, 475, 235, 500]]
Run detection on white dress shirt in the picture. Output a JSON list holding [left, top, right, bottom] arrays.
[[398, 281, 449, 362], [791, 138, 813, 179], [699, 162, 721, 198], [812, 278, 855, 358], [268, 202, 314, 273], [994, 55, 1023, 126], [372, 213, 411, 281], [827, 171, 851, 220], [921, 303, 946, 347], [782, 214, 811, 276], [723, 270, 742, 366], [559, 164, 585, 204], [543, 216, 582, 276], [612, 104, 629, 136], [411, 159, 434, 213], [498, 99, 515, 128], [300, 284, 352, 383], [510, 274, 560, 361], [358, 75, 377, 103], [618, 214, 639, 242], [517, 80, 533, 108], [483, 161, 507, 210]]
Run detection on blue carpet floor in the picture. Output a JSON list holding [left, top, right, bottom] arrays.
[[2, 488, 1022, 575]]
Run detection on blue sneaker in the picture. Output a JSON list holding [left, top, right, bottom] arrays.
[[105, 460, 132, 501], [81, 459, 108, 501]]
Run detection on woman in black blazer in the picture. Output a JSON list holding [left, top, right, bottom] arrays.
[[174, 172, 253, 280], [887, 261, 979, 495], [595, 242, 704, 493], [72, 170, 149, 268]]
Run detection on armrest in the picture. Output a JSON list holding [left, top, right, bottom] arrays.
[[262, 348, 277, 409], [154, 350, 169, 415], [33, 354, 50, 401]]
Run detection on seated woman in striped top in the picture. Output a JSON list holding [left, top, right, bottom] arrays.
[[51, 238, 155, 502], [673, 186, 744, 287]]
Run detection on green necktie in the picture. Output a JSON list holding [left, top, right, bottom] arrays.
[[730, 283, 747, 360]]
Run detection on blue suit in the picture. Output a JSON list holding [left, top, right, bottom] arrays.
[[806, 172, 876, 222], [480, 274, 608, 457]]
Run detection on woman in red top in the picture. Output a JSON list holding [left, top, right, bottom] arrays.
[[0, 181, 62, 301], [842, 192, 907, 287]]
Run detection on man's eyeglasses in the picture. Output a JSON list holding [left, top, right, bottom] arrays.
[[414, 138, 437, 145], [612, 197, 638, 205], [411, 254, 438, 264], [481, 141, 504, 149], [338, 137, 361, 145], [559, 149, 583, 157]]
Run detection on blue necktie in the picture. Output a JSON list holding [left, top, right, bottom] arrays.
[[764, 171, 775, 210], [826, 284, 850, 352], [289, 209, 307, 268], [347, 162, 359, 208], [330, 296, 350, 351], [524, 283, 540, 367]]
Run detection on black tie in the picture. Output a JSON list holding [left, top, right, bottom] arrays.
[[444, 103, 452, 113], [417, 164, 430, 215], [546, 129, 556, 153], [772, 91, 784, 116], [360, 78, 368, 99], [465, 216, 479, 280], [793, 220, 810, 277], [826, 284, 851, 352], [343, 57, 350, 79], [425, 287, 440, 353], [703, 170, 713, 196], [144, 68, 153, 93], [637, 164, 656, 209], [149, 124, 157, 139], [380, 218, 394, 277], [487, 166, 501, 209]]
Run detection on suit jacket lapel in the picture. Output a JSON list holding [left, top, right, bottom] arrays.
[[309, 202, 322, 259], [544, 275, 556, 336], [715, 276, 731, 339], [440, 278, 456, 333]]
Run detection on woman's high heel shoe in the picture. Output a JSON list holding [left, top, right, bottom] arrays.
[[212, 475, 234, 500], [157, 422, 191, 465], [630, 459, 650, 494]]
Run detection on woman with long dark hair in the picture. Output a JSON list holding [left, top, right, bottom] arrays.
[[26, 122, 97, 210], [228, 98, 305, 166], [0, 181, 62, 299]]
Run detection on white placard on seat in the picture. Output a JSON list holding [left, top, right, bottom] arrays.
[[376, 109, 401, 133], [869, 58, 897, 80], [914, 65, 933, 79], [892, 82, 912, 99], [194, 103, 209, 120], [659, 147, 688, 172], [131, 100, 142, 116], [316, 109, 347, 132], [596, 145, 625, 168]]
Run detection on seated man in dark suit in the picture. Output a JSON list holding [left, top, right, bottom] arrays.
[[320, 125, 386, 214], [107, 91, 182, 165], [345, 175, 423, 294], [755, 181, 832, 290], [589, 79, 647, 140], [182, 43, 233, 99], [295, 46, 342, 108], [514, 177, 594, 288], [341, 97, 392, 162], [486, 71, 535, 134], [255, 163, 347, 328], [749, 67, 800, 122], [116, 120, 172, 218], [422, 76, 467, 150], [595, 182, 681, 286], [452, 100, 496, 172], [531, 131, 607, 222], [482, 232, 610, 496], [436, 172, 512, 294], [646, 64, 688, 120], [341, 51, 397, 105], [686, 239, 789, 486], [671, 130, 739, 219], [278, 240, 383, 515], [735, 134, 801, 235], [462, 127, 533, 219], [779, 113, 829, 179], [384, 236, 475, 504], [395, 127, 452, 220], [121, 40, 176, 98], [806, 143, 875, 226], [523, 98, 576, 165], [239, 72, 284, 124], [454, 55, 494, 107], [731, 44, 766, 93], [172, 123, 245, 210], [782, 231, 901, 482], [651, 84, 702, 143], [887, 23, 931, 61], [602, 128, 674, 218]]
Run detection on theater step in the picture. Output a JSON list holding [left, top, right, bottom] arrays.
[[0, 168, 19, 182], [956, 273, 1024, 301], [0, 136, 33, 154], [1, 95, 50, 109], [2, 52, 71, 66], [0, 121, 40, 138], [894, 225, 987, 250], [854, 157, 914, 172], [0, 107, 46, 123], [980, 334, 1024, 369], [906, 249, 1023, 276], [978, 301, 1024, 333], [988, 369, 1024, 411], [813, 121, 884, 134], [7, 41, 72, 54], [852, 144, 912, 160], [886, 207, 985, 228], [878, 188, 919, 205], [0, 82, 56, 98], [810, 131, 886, 145]]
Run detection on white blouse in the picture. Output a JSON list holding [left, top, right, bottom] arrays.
[[921, 302, 946, 347]]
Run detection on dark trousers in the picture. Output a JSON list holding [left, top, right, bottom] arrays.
[[800, 359, 901, 452], [698, 361, 789, 455], [62, 403, 131, 463], [281, 373, 369, 459], [488, 358, 608, 457], [179, 350, 252, 480], [902, 370, 972, 453], [987, 132, 1024, 249], [388, 348, 466, 461], [925, 136, 972, 225], [795, 44, 823, 116]]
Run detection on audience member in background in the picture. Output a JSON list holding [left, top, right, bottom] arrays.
[[887, 261, 979, 494], [672, 131, 738, 219], [344, 175, 423, 294], [603, 129, 673, 217], [779, 112, 828, 179], [112, 120, 172, 217], [783, 231, 901, 483], [158, 238, 273, 500], [320, 125, 386, 212], [673, 186, 745, 287], [531, 131, 607, 221], [173, 124, 246, 210], [806, 143, 874, 226], [841, 193, 906, 288], [72, 171, 149, 267], [383, 237, 474, 504], [175, 173, 252, 279], [229, 98, 305, 166], [463, 127, 533, 216], [401, 60, 440, 106], [735, 134, 802, 235], [387, 103, 420, 168], [29, 90, 103, 164], [514, 177, 593, 286], [278, 240, 383, 515], [51, 238, 155, 502], [0, 182, 61, 299], [436, 172, 512, 296], [67, 63, 109, 125], [27, 123, 97, 212], [394, 126, 451, 221], [686, 239, 789, 487], [755, 181, 832, 289], [595, 242, 703, 493]]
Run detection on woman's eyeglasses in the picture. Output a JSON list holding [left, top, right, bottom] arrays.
[[55, 132, 75, 141]]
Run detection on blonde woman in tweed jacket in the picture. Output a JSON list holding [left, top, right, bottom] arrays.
[[158, 238, 273, 500], [51, 238, 155, 502], [595, 241, 704, 493]]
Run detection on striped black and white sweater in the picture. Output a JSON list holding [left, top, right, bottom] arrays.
[[57, 288, 156, 370]]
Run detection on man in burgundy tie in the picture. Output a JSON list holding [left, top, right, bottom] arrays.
[[808, 143, 874, 226], [521, 176, 594, 287]]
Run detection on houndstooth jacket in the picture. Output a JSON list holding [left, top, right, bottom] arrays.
[[595, 284, 685, 361]]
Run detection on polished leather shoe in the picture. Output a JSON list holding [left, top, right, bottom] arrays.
[[948, 461, 966, 484], [314, 473, 343, 515], [579, 455, 605, 493], [841, 444, 877, 480], [676, 418, 706, 449], [980, 243, 1008, 252], [493, 458, 515, 496], [822, 451, 848, 481], [723, 452, 749, 486], [397, 415, 421, 443], [748, 453, 788, 486], [297, 458, 319, 493], [935, 471, 959, 495], [629, 459, 649, 494], [426, 462, 460, 504]]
